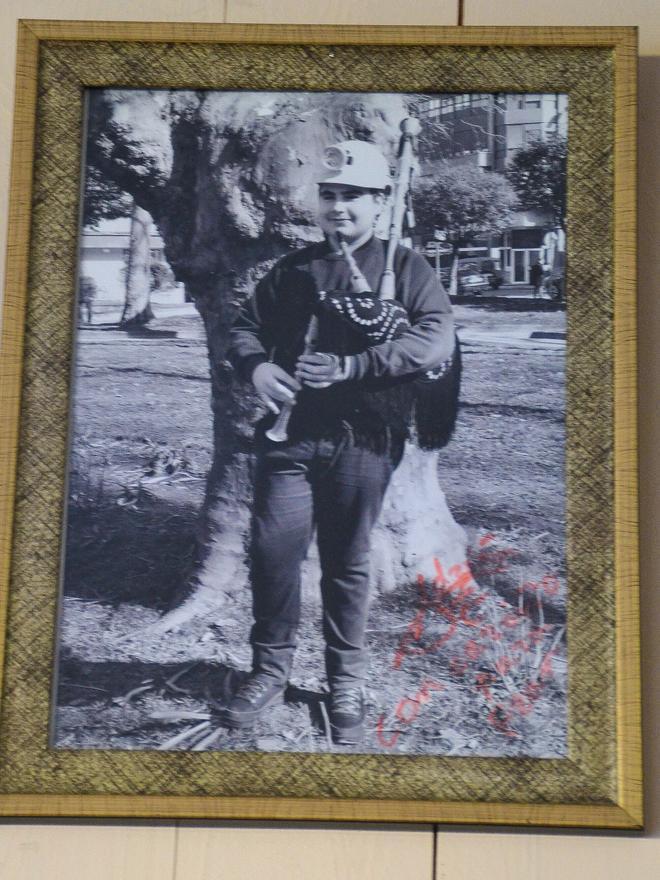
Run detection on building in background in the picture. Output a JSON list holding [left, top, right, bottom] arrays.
[[79, 217, 184, 306], [416, 93, 567, 286], [417, 92, 567, 171]]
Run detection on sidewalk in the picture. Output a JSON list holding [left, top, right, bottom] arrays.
[[458, 326, 565, 350], [491, 283, 557, 300], [88, 299, 565, 350], [88, 301, 199, 325], [453, 302, 566, 350]]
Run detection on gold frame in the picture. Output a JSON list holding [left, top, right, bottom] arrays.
[[0, 21, 640, 827]]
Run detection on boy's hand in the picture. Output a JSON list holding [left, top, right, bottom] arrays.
[[295, 353, 353, 389], [252, 363, 301, 414]]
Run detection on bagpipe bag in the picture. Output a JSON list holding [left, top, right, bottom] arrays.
[[315, 291, 461, 450]]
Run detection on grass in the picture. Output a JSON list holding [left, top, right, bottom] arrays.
[[54, 305, 567, 756]]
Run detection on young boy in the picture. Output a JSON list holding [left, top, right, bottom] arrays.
[[226, 139, 454, 744]]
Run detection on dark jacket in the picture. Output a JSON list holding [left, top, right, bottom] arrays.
[[228, 235, 454, 446]]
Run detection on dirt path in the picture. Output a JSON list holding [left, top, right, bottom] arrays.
[[55, 305, 567, 757]]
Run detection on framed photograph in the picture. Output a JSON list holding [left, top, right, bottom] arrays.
[[0, 22, 641, 827]]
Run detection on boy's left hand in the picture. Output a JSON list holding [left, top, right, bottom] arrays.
[[295, 352, 352, 389]]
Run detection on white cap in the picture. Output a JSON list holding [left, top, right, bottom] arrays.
[[316, 140, 391, 192]]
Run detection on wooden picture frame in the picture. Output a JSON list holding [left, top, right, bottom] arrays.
[[0, 21, 641, 827]]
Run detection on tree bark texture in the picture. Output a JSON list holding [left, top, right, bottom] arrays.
[[91, 90, 468, 631]]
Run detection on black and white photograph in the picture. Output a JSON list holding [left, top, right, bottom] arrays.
[[53, 88, 568, 757]]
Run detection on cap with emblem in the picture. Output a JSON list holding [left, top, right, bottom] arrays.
[[316, 140, 392, 192]]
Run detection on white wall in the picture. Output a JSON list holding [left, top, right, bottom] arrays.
[[1, 2, 658, 877]]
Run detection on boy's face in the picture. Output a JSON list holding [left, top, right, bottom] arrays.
[[317, 183, 384, 244]]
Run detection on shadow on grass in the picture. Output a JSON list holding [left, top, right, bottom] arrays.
[[56, 656, 233, 708], [55, 655, 330, 746], [61, 494, 199, 611]]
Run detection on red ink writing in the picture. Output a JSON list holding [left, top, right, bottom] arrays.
[[376, 679, 444, 748], [377, 530, 565, 749]]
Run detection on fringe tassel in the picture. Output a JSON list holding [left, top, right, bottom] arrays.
[[413, 335, 462, 450]]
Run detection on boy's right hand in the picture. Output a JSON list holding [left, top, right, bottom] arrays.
[[252, 363, 301, 414]]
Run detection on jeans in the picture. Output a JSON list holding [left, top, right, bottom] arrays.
[[249, 429, 403, 688]]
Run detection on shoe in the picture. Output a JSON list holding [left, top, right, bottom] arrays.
[[328, 686, 366, 745], [222, 674, 286, 729]]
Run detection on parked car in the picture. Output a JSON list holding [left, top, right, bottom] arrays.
[[478, 258, 504, 289], [457, 267, 490, 295], [434, 258, 500, 295]]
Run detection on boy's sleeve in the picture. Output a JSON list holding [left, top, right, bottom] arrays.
[[350, 252, 454, 382], [227, 269, 278, 382]]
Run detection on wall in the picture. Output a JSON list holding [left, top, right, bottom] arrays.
[[0, 2, 658, 877]]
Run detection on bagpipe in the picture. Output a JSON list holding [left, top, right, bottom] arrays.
[[266, 118, 461, 449]]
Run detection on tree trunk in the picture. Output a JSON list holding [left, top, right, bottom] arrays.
[[120, 204, 155, 327], [150, 287, 251, 633]]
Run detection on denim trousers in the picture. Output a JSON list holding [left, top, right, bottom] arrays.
[[250, 429, 403, 688]]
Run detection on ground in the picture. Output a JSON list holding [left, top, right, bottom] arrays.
[[54, 303, 567, 757]]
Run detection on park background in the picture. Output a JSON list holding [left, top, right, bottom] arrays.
[[0, 1, 657, 878]]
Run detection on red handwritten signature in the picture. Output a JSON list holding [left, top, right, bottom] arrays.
[[376, 533, 565, 748]]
